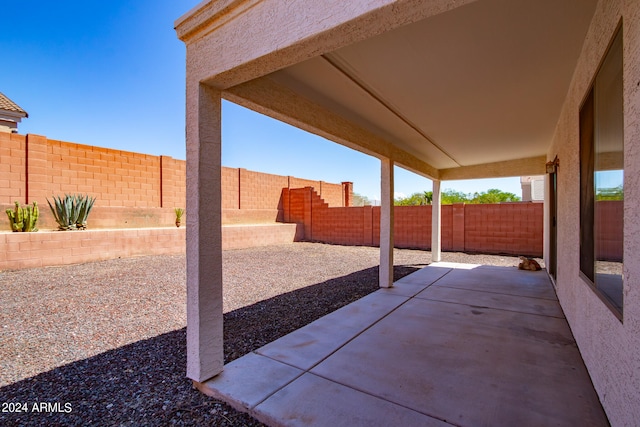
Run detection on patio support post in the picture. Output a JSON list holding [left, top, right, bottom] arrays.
[[186, 82, 224, 382], [432, 179, 442, 262], [380, 157, 394, 288]]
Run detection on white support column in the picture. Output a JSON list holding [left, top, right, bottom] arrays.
[[380, 157, 394, 288], [431, 179, 442, 262], [186, 82, 224, 382]]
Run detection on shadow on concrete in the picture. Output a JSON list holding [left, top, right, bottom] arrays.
[[224, 264, 422, 362], [0, 265, 421, 427]]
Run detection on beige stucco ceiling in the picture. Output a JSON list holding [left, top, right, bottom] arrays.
[[267, 0, 597, 171]]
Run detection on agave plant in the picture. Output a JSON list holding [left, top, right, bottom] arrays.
[[47, 195, 75, 230], [75, 194, 96, 229], [47, 194, 96, 230]]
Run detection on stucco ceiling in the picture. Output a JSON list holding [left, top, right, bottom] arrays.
[[268, 0, 597, 171]]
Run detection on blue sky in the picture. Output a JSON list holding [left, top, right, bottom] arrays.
[[1, 1, 523, 201]]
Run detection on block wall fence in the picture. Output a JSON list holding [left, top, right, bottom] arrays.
[[284, 187, 546, 257], [0, 133, 351, 229], [282, 188, 623, 260], [1, 133, 622, 262]]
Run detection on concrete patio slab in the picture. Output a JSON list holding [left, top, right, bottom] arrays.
[[311, 298, 604, 426], [416, 284, 565, 318], [384, 265, 452, 297], [393, 265, 451, 286], [430, 265, 557, 300], [256, 373, 449, 427], [201, 264, 608, 426], [256, 292, 408, 370], [196, 353, 302, 410]]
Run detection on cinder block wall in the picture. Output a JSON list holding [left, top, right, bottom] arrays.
[[0, 228, 186, 271], [285, 187, 545, 257], [1, 132, 561, 258], [46, 137, 162, 207], [239, 168, 288, 210], [160, 155, 186, 208], [0, 133, 352, 229], [0, 133, 177, 208], [0, 133, 26, 203], [221, 166, 240, 209], [464, 203, 543, 256]]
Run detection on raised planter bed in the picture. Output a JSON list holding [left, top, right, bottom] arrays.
[[0, 223, 302, 271]]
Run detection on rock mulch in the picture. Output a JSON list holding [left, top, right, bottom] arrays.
[[0, 242, 526, 426]]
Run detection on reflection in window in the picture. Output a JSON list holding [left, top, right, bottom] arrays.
[[580, 28, 624, 317]]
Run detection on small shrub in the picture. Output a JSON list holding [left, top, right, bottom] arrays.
[[47, 194, 96, 231], [5, 201, 39, 232], [174, 208, 184, 227]]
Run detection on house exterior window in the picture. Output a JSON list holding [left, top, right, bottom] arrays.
[[579, 27, 624, 319]]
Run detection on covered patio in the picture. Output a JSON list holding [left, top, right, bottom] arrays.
[[175, 0, 640, 425], [195, 263, 607, 426], [175, 0, 591, 377]]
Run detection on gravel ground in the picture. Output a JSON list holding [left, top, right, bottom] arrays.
[[0, 242, 529, 426]]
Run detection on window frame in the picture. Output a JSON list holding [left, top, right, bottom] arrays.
[[578, 24, 624, 321]]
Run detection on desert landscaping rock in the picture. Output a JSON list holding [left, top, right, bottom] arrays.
[[0, 242, 531, 426]]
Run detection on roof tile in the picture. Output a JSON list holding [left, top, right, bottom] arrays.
[[0, 92, 28, 116]]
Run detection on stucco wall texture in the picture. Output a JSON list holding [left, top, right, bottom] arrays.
[[547, 0, 640, 425]]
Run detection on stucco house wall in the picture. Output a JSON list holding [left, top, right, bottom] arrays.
[[546, 1, 640, 425]]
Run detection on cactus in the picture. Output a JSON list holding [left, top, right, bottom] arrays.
[[6, 202, 19, 232], [47, 194, 96, 230], [15, 201, 24, 229], [6, 202, 22, 231], [5, 201, 39, 232], [23, 202, 39, 232]]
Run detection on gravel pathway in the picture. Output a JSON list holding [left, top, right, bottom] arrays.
[[0, 242, 528, 426]]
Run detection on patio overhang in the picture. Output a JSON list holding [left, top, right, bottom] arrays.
[[176, 0, 598, 382], [177, 0, 595, 178], [224, 77, 440, 180]]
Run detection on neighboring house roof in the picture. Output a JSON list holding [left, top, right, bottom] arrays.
[[0, 92, 28, 117]]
